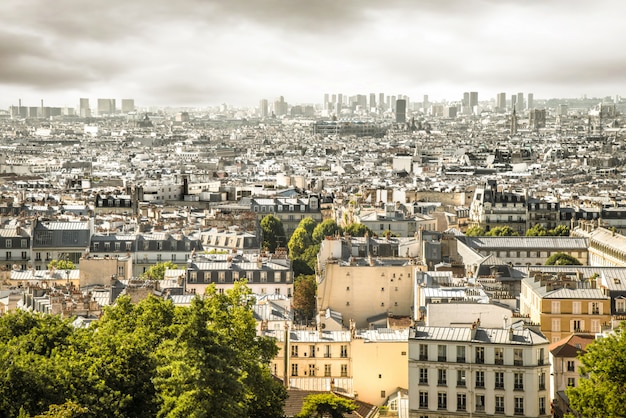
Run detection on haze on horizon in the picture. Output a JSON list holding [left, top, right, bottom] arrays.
[[1, 0, 625, 109]]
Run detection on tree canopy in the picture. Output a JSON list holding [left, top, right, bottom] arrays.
[[47, 259, 77, 270], [0, 283, 286, 418], [545, 252, 582, 265], [343, 222, 373, 238], [139, 261, 178, 280], [312, 219, 342, 244], [567, 324, 626, 417], [295, 393, 357, 418], [526, 224, 570, 236], [260, 214, 286, 253], [292, 275, 317, 323], [464, 225, 485, 236], [485, 225, 519, 236]]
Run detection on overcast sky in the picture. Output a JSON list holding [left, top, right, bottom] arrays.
[[1, 0, 625, 109]]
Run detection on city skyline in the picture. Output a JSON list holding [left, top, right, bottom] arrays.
[[1, 0, 625, 109]]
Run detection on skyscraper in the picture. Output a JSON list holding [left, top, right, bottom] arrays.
[[379, 93, 385, 110], [97, 98, 115, 116], [79, 98, 90, 118], [259, 99, 269, 117], [527, 93, 534, 110], [121, 99, 135, 113], [423, 95, 429, 113], [496, 92, 507, 112], [395, 99, 407, 123], [323, 94, 329, 110], [369, 93, 376, 110], [516, 92, 524, 111], [469, 92, 478, 113]]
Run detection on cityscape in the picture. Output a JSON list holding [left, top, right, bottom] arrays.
[[0, 88, 625, 417], [3, 0, 626, 417]]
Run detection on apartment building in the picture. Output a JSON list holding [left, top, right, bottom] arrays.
[[519, 269, 611, 343], [250, 195, 323, 240], [409, 324, 550, 417], [0, 225, 31, 271], [549, 333, 596, 418]]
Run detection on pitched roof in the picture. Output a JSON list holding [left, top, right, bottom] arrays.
[[549, 333, 596, 357]]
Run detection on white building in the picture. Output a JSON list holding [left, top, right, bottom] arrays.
[[409, 324, 550, 417]]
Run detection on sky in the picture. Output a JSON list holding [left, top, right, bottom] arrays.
[[1, 0, 625, 109]]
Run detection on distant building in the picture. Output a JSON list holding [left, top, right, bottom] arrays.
[[121, 99, 135, 113], [97, 98, 115, 116], [79, 98, 90, 118], [496, 92, 507, 113]]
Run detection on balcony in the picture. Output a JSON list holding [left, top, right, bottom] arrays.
[[456, 357, 466, 363], [514, 384, 524, 391], [514, 408, 524, 415], [419, 355, 428, 361], [438, 356, 447, 362], [495, 358, 504, 365], [457, 381, 466, 388]]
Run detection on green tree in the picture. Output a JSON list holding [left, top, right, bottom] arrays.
[[260, 214, 286, 252], [485, 226, 519, 236], [550, 224, 570, 236], [288, 227, 312, 260], [34, 401, 89, 418], [297, 217, 317, 238], [47, 259, 76, 270], [525, 224, 548, 236], [545, 252, 582, 265], [344, 223, 373, 237], [296, 393, 357, 418], [567, 323, 626, 417], [140, 261, 179, 280], [464, 225, 485, 236], [312, 219, 342, 244], [293, 275, 317, 323]]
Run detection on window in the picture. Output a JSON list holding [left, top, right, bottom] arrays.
[[419, 344, 428, 361], [475, 347, 485, 364], [419, 391, 428, 409], [590, 302, 600, 315], [291, 364, 298, 376], [572, 301, 581, 314], [380, 390, 386, 399], [437, 392, 447, 410], [438, 345, 447, 362], [157, 242, 163, 250], [567, 377, 575, 387], [552, 318, 561, 332], [475, 394, 485, 411], [539, 372, 546, 390], [218, 272, 225, 283], [616, 298, 626, 313], [156, 254, 162, 262], [125, 242, 132, 251], [539, 397, 546, 415], [437, 369, 447, 386], [514, 397, 524, 415], [572, 319, 582, 332], [494, 347, 504, 364], [514, 372, 524, 390], [324, 345, 331, 358], [495, 371, 504, 389], [514, 348, 523, 366], [21, 239, 27, 249], [104, 242, 111, 251], [5, 239, 11, 248], [456, 345, 466, 363], [260, 272, 267, 283], [419, 368, 428, 384], [495, 395, 505, 413], [189, 272, 197, 283], [324, 364, 331, 377], [171, 254, 176, 262], [291, 345, 298, 357], [457, 369, 466, 387], [475, 371, 485, 388], [457, 393, 466, 411], [567, 360, 575, 372], [36, 252, 41, 261], [340, 345, 348, 358], [114, 242, 121, 251], [551, 301, 560, 314], [538, 348, 545, 365], [340, 364, 348, 377], [308, 364, 316, 376]]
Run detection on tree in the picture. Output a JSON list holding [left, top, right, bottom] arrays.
[[545, 252, 582, 265], [288, 227, 312, 260], [525, 224, 548, 236], [312, 219, 342, 244], [260, 214, 286, 253], [296, 393, 357, 418], [550, 224, 570, 236], [567, 323, 626, 417], [140, 261, 178, 280], [297, 217, 317, 238], [464, 225, 485, 236], [47, 259, 76, 270], [292, 275, 317, 323], [485, 226, 519, 236], [344, 223, 373, 237]]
